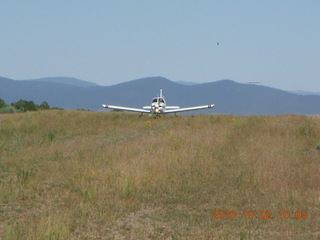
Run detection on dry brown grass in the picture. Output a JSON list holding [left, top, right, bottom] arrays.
[[1, 111, 320, 239]]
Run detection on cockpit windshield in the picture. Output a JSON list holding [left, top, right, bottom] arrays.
[[152, 97, 165, 103]]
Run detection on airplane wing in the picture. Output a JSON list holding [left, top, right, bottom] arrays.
[[143, 106, 152, 110], [164, 104, 215, 113], [102, 104, 150, 113], [165, 106, 180, 110]]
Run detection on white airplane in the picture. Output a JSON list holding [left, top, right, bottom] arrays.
[[102, 89, 215, 116]]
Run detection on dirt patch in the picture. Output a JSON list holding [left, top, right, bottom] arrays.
[[108, 206, 172, 239]]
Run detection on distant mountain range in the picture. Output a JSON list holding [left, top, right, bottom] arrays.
[[1, 76, 320, 115], [23, 77, 100, 87]]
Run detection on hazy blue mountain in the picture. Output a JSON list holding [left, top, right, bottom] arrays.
[[291, 90, 320, 96], [24, 77, 99, 87], [175, 80, 199, 86], [1, 76, 320, 115]]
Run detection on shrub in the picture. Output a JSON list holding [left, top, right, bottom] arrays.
[[0, 105, 20, 113]]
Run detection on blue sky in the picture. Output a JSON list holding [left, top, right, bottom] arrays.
[[1, 1, 319, 91]]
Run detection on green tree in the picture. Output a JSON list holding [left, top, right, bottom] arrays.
[[0, 98, 6, 109], [11, 100, 38, 112], [39, 101, 50, 110]]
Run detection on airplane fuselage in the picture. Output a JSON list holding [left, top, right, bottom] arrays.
[[151, 97, 166, 114]]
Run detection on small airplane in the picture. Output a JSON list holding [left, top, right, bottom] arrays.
[[102, 89, 215, 116]]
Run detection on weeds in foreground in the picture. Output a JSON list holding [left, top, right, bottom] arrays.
[[0, 111, 320, 239]]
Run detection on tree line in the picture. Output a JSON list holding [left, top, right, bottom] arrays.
[[0, 98, 51, 113]]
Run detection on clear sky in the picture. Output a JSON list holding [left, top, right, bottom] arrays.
[[1, 1, 319, 91]]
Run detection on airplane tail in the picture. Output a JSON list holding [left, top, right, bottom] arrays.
[[160, 89, 163, 98]]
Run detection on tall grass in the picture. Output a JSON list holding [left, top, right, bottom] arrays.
[[0, 111, 320, 239]]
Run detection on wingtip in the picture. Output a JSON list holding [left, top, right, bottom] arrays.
[[209, 104, 215, 108], [102, 104, 108, 108]]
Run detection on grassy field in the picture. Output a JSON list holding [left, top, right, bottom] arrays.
[[0, 110, 320, 239]]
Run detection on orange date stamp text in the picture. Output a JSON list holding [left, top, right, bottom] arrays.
[[212, 210, 308, 220]]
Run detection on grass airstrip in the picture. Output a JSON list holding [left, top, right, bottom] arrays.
[[0, 110, 320, 239]]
